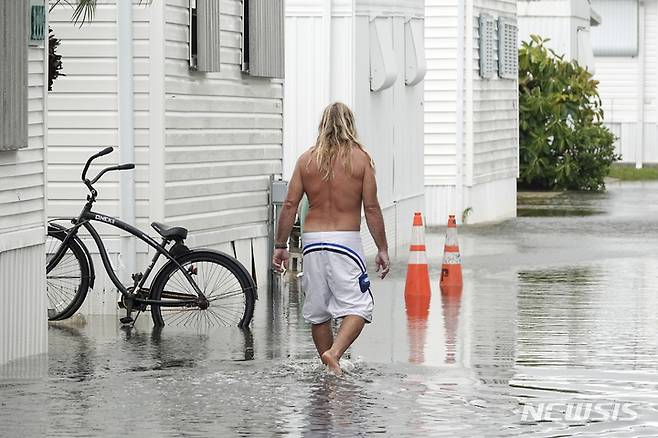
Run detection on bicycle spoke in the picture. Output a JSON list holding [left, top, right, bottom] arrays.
[[153, 254, 253, 328], [45, 232, 88, 320]]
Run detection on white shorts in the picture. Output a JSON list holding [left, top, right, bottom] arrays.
[[302, 231, 374, 324]]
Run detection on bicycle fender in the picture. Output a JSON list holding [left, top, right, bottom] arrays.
[[48, 222, 96, 289]]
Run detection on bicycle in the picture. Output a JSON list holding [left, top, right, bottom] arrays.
[[46, 147, 257, 328]]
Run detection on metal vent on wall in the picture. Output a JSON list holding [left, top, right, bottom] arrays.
[[479, 14, 496, 79], [30, 3, 45, 43], [498, 17, 518, 80]]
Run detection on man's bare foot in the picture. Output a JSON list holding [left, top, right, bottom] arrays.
[[321, 351, 342, 376]]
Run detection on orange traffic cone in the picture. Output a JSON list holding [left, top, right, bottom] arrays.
[[405, 212, 431, 297], [439, 214, 463, 289]]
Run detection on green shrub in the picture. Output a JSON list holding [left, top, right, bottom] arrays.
[[518, 35, 618, 191]]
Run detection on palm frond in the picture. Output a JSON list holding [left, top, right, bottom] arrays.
[[49, 0, 95, 26], [50, 0, 152, 26]]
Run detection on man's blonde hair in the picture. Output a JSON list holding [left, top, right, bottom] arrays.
[[309, 102, 374, 181]]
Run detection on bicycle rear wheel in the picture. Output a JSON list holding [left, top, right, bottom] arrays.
[[46, 226, 90, 321], [149, 250, 256, 329]]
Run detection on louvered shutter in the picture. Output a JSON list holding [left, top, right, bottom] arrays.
[[0, 0, 28, 150]]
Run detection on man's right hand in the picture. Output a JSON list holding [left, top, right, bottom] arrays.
[[375, 249, 390, 279]]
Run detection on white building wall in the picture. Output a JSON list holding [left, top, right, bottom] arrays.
[[594, 0, 658, 164], [424, 1, 458, 185], [517, 0, 658, 165], [285, 0, 425, 257], [468, 0, 518, 223], [0, 34, 48, 364], [163, 0, 281, 288], [46, 0, 281, 314], [425, 0, 518, 226], [517, 0, 594, 67], [48, 1, 152, 313]]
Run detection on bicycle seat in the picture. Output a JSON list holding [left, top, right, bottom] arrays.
[[151, 221, 188, 241]]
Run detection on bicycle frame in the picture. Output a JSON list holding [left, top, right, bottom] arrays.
[[48, 200, 207, 307]]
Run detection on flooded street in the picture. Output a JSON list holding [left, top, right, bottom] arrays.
[[3, 181, 658, 437]]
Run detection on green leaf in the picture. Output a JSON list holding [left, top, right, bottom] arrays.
[[518, 36, 618, 190]]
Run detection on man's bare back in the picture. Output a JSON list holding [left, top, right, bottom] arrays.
[[300, 148, 369, 232], [273, 143, 388, 274]]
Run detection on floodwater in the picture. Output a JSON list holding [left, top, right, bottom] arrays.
[[2, 181, 658, 437]]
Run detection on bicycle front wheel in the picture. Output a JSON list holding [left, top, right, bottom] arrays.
[[46, 226, 90, 321], [149, 250, 256, 329]]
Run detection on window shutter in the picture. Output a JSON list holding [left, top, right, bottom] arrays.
[[478, 14, 496, 79], [497, 17, 518, 80], [0, 0, 28, 151], [247, 0, 284, 78], [196, 0, 221, 72]]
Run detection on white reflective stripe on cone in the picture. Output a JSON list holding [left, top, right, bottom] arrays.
[[442, 252, 461, 264], [411, 227, 425, 245], [445, 228, 459, 246], [408, 250, 428, 265]]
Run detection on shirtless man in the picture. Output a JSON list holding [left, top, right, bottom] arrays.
[[272, 102, 390, 375]]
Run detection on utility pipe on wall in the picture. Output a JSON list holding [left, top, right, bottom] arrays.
[[323, 0, 332, 104], [118, 0, 136, 281], [455, 0, 466, 219], [636, 0, 646, 169]]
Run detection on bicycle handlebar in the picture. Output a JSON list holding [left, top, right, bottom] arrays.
[[81, 147, 114, 181], [81, 148, 135, 195], [90, 163, 135, 184]]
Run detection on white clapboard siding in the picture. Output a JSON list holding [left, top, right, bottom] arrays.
[[594, 0, 658, 163], [164, 0, 283, 242], [472, 0, 518, 185], [0, 44, 47, 249], [48, 1, 152, 243], [0, 244, 47, 366], [424, 0, 458, 184], [0, 29, 48, 365], [425, 0, 518, 225]]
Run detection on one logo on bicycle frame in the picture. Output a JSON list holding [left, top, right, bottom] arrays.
[[95, 214, 116, 225]]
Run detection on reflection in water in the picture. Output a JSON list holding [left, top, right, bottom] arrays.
[[404, 292, 431, 364], [440, 286, 462, 364], [303, 376, 372, 437], [4, 183, 658, 435], [468, 277, 518, 388]]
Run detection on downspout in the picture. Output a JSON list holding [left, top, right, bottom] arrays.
[[464, 0, 474, 207], [351, 0, 357, 108], [636, 0, 645, 169], [323, 0, 332, 104], [118, 1, 136, 281], [43, 5, 49, 236], [455, 0, 466, 219]]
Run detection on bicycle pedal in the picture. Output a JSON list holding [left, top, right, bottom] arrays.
[[120, 316, 134, 325]]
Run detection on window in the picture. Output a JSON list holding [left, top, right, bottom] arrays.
[[189, 0, 221, 72], [242, 0, 284, 78], [0, 0, 28, 151], [591, 0, 639, 56]]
